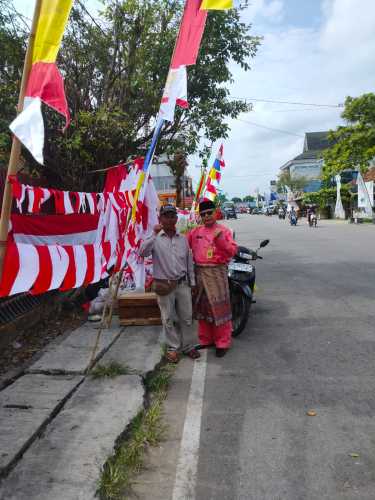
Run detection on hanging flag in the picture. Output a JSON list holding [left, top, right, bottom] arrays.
[[9, 0, 74, 164], [159, 66, 188, 122], [204, 180, 217, 201], [159, 0, 208, 123], [209, 167, 221, 182], [171, 0, 208, 68], [200, 0, 233, 9], [207, 143, 225, 183], [195, 170, 207, 202]]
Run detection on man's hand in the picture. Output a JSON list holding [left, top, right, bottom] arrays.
[[153, 224, 163, 234]]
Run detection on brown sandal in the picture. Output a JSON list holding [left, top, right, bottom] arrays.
[[185, 348, 201, 360], [165, 351, 180, 363]]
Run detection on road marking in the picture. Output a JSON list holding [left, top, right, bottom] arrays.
[[172, 349, 207, 500]]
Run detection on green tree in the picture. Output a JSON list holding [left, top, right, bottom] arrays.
[[216, 191, 228, 204], [166, 151, 187, 207], [0, 1, 27, 162], [231, 197, 242, 203], [243, 194, 255, 202], [322, 93, 375, 181], [0, 0, 261, 192], [276, 170, 308, 193]]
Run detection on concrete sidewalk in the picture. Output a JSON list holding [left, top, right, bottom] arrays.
[[0, 318, 163, 500]]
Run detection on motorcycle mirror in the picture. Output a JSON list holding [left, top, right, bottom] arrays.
[[260, 239, 270, 248]]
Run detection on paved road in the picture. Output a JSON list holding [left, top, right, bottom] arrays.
[[196, 215, 375, 500], [132, 215, 375, 500]]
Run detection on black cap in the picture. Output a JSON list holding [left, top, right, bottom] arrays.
[[160, 204, 177, 215], [199, 200, 215, 213]]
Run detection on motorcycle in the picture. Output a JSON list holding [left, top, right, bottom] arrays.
[[229, 239, 270, 337], [290, 213, 297, 226], [278, 209, 285, 220], [309, 213, 317, 227]]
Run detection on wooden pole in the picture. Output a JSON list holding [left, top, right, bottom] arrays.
[[0, 0, 43, 281]]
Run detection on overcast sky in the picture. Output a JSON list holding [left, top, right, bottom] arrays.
[[14, 0, 375, 198]]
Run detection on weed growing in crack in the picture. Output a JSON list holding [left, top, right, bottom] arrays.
[[97, 363, 175, 499], [91, 362, 130, 379]]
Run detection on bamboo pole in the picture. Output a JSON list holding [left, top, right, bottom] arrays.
[[0, 0, 43, 281]]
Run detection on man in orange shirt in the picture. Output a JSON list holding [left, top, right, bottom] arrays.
[[187, 200, 237, 357]]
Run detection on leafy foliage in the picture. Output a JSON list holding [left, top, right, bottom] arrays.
[[302, 184, 352, 209], [0, 0, 261, 192], [243, 194, 255, 202], [276, 170, 308, 193], [322, 93, 375, 181], [231, 196, 242, 202], [166, 151, 187, 207], [0, 1, 27, 162]]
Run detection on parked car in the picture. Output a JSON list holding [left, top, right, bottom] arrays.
[[251, 208, 261, 215], [222, 202, 237, 219]]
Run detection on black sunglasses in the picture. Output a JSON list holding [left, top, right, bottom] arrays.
[[201, 210, 214, 217]]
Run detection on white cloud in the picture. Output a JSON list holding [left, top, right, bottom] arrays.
[[192, 0, 375, 198]]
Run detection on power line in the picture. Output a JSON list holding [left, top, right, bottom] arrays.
[[76, 0, 107, 36], [236, 118, 304, 137], [229, 96, 343, 108]]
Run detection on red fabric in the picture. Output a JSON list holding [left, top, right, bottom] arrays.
[[83, 245, 95, 285], [11, 213, 99, 236], [104, 164, 127, 192], [32, 187, 44, 213], [26, 62, 70, 128], [8, 175, 22, 201], [0, 242, 20, 297], [171, 0, 207, 69], [31, 246, 53, 294], [198, 319, 232, 348], [60, 246, 76, 291], [71, 191, 81, 212]]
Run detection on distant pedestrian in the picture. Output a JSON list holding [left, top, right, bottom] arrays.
[[140, 204, 200, 363], [187, 200, 237, 357]]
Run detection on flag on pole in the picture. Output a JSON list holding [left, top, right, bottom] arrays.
[[200, 0, 233, 9], [204, 179, 217, 201], [9, 0, 73, 165], [195, 170, 207, 202], [208, 143, 225, 182], [159, 0, 207, 123]]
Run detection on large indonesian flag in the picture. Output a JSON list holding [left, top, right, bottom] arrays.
[[9, 0, 73, 164]]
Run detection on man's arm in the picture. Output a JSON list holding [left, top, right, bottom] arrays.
[[187, 247, 196, 287], [139, 234, 156, 257], [214, 227, 237, 258], [139, 224, 162, 257]]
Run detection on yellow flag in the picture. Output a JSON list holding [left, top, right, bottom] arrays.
[[132, 171, 146, 221], [200, 0, 233, 10], [33, 0, 74, 63], [209, 168, 217, 180]]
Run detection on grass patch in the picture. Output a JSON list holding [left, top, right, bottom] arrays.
[[145, 364, 175, 394], [98, 363, 175, 499], [91, 362, 130, 379]]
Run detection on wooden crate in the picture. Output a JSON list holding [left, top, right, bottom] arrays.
[[118, 292, 162, 326]]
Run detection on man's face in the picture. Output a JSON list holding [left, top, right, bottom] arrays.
[[160, 212, 178, 231], [200, 209, 216, 227]]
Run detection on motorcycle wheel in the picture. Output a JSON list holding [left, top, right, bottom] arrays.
[[230, 282, 251, 337]]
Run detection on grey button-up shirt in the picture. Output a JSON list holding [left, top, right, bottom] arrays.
[[139, 230, 195, 286]]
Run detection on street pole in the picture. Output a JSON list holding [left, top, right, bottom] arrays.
[[0, 0, 43, 282]]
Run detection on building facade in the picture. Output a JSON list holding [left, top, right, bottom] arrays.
[[280, 131, 334, 192]]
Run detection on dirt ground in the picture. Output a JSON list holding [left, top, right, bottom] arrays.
[[0, 306, 86, 379]]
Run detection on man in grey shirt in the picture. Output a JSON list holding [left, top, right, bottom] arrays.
[[140, 204, 200, 363]]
